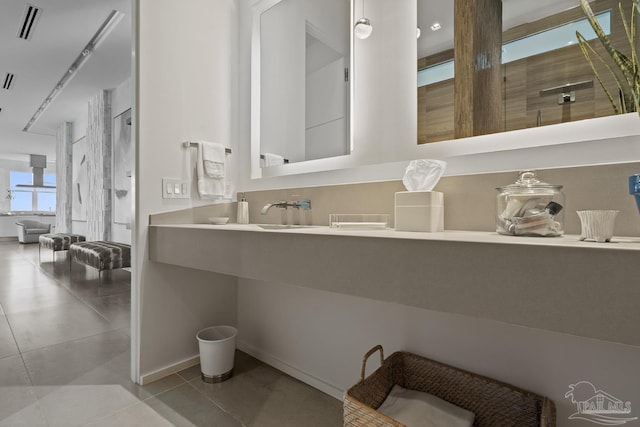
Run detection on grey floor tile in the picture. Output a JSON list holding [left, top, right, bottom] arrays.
[[0, 268, 58, 292], [7, 301, 115, 352], [0, 400, 48, 427], [0, 283, 79, 315], [62, 272, 131, 300], [23, 330, 184, 401], [85, 401, 175, 427], [85, 293, 131, 330], [0, 355, 45, 425], [177, 363, 203, 382], [145, 382, 241, 427], [0, 315, 19, 359], [36, 384, 142, 427], [22, 330, 129, 388], [189, 352, 342, 427]]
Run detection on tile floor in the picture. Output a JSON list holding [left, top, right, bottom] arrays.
[[0, 241, 342, 426]]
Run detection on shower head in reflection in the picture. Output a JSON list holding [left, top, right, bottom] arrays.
[[354, 0, 372, 39]]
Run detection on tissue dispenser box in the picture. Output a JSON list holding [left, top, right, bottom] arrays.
[[395, 191, 444, 232]]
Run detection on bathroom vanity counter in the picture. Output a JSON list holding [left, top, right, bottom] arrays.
[[153, 223, 640, 250], [149, 224, 640, 346]]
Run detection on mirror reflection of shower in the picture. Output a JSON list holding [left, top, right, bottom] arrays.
[[258, 0, 350, 168], [305, 23, 349, 162], [416, 0, 632, 145]]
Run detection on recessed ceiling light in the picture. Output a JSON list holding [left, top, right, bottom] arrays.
[[2, 73, 15, 90], [17, 4, 42, 41], [430, 22, 441, 32]]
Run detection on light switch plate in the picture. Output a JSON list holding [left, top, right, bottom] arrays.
[[162, 178, 190, 199]]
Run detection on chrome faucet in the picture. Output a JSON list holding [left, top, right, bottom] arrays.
[[261, 199, 312, 215]]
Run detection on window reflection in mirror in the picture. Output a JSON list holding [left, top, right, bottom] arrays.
[[417, 0, 637, 145], [259, 0, 350, 167]]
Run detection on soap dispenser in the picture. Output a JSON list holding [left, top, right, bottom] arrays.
[[237, 192, 249, 224]]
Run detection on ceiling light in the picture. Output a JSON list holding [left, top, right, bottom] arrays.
[[355, 18, 373, 39], [23, 9, 124, 132], [17, 4, 41, 41], [354, 0, 372, 39], [430, 22, 441, 32], [2, 73, 15, 90]]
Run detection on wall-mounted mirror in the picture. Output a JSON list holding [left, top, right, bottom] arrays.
[[254, 0, 351, 169], [417, 0, 637, 144]]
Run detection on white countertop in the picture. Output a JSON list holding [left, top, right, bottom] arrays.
[[152, 223, 640, 251]]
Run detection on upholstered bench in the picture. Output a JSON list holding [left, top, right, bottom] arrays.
[[69, 241, 131, 278], [38, 233, 86, 262]]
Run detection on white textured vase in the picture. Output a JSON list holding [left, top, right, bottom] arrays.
[[576, 210, 619, 243]]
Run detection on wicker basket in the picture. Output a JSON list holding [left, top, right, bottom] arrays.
[[344, 345, 555, 427]]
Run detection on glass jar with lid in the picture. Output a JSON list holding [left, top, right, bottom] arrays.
[[496, 171, 565, 237]]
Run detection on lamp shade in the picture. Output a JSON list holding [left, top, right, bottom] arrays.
[[354, 18, 373, 39]]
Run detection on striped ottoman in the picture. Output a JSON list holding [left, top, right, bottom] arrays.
[[69, 241, 131, 276], [38, 233, 86, 262]]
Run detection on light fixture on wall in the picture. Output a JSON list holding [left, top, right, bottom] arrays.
[[354, 0, 373, 39], [22, 9, 123, 132], [417, 27, 421, 39]]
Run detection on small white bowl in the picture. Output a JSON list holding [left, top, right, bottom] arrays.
[[208, 217, 230, 225]]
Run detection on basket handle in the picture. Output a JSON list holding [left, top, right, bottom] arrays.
[[360, 345, 385, 381]]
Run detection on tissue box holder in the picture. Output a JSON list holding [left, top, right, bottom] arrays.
[[395, 191, 443, 232]]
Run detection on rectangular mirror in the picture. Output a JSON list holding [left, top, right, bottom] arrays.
[[254, 0, 351, 169], [417, 0, 638, 144]]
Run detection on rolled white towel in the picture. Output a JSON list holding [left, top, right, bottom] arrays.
[[262, 153, 285, 167]]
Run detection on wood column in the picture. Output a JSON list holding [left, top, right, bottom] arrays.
[[55, 122, 73, 233], [87, 90, 112, 242], [454, 0, 503, 138]]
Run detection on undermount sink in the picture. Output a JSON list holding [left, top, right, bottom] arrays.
[[257, 224, 315, 230]]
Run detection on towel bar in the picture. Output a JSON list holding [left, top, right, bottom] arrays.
[[260, 154, 289, 164], [182, 141, 231, 154]]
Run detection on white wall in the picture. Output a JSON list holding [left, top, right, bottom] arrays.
[[135, 0, 240, 380], [112, 78, 133, 244]]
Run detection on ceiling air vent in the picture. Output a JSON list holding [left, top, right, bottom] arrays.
[[17, 4, 41, 41], [3, 73, 15, 90]]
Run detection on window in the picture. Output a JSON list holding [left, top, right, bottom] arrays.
[[418, 10, 612, 87], [9, 171, 56, 212]]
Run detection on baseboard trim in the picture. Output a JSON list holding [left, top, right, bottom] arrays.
[[139, 354, 200, 385], [138, 344, 346, 401], [237, 341, 344, 401], [0, 237, 17, 242]]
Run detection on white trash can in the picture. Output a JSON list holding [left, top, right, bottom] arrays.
[[196, 325, 237, 383]]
